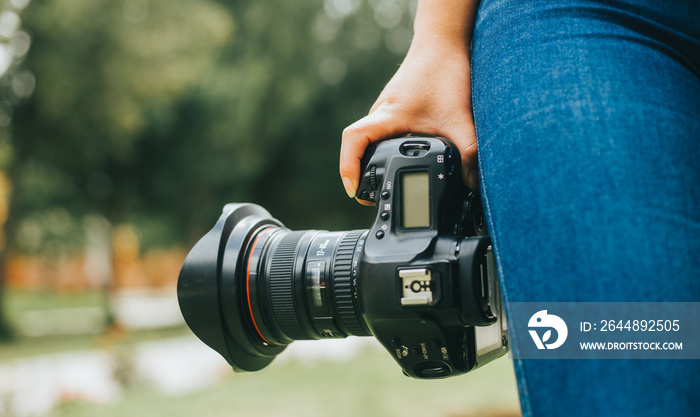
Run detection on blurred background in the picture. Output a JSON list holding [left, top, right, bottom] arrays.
[[0, 0, 520, 415]]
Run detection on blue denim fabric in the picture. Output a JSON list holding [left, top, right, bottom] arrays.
[[471, 0, 700, 415]]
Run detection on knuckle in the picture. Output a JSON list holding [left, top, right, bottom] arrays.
[[342, 124, 361, 138]]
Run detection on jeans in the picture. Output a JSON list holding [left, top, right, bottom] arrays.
[[471, 0, 700, 415]]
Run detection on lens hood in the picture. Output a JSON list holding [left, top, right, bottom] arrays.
[[177, 203, 286, 371]]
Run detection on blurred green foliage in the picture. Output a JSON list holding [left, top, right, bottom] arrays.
[[6, 0, 417, 254]]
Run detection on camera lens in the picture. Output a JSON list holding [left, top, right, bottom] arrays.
[[246, 228, 371, 344], [178, 204, 370, 372]]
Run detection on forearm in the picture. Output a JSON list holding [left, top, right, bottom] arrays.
[[412, 0, 479, 48]]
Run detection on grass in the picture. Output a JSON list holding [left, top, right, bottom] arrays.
[[5, 289, 104, 313], [48, 347, 521, 417], [2, 289, 522, 417], [0, 323, 193, 360], [0, 289, 192, 360]]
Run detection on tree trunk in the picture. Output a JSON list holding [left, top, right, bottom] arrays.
[[0, 248, 13, 341]]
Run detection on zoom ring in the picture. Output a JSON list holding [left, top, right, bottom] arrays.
[[269, 231, 308, 340], [333, 230, 370, 336]]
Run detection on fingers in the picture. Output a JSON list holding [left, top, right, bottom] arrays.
[[456, 127, 479, 191], [341, 108, 479, 197], [462, 141, 479, 191], [340, 108, 410, 198], [439, 113, 479, 190]]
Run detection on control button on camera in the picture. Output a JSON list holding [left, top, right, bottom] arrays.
[[380, 211, 390, 221], [381, 190, 390, 200], [399, 142, 430, 157], [375, 230, 385, 239]]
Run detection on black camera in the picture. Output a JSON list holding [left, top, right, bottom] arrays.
[[177, 137, 508, 379]]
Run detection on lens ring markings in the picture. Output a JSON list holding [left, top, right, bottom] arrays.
[[333, 230, 372, 337], [268, 231, 310, 341]]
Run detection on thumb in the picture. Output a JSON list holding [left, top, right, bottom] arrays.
[[340, 109, 410, 198]]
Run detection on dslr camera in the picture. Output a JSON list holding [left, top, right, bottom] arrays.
[[178, 137, 508, 379]]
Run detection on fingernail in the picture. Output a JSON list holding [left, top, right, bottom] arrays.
[[342, 177, 356, 198]]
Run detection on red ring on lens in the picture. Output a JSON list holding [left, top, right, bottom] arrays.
[[246, 228, 275, 346]]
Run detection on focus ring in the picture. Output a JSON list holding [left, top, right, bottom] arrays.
[[333, 230, 371, 336], [268, 231, 308, 340]]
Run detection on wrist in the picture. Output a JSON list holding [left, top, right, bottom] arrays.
[[412, 0, 478, 46]]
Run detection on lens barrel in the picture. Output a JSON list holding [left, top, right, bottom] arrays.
[[247, 228, 371, 345], [178, 204, 370, 372]]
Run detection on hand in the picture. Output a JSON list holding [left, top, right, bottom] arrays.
[[339, 12, 478, 198]]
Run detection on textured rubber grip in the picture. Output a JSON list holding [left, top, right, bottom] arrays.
[[269, 231, 308, 340], [333, 230, 371, 336]]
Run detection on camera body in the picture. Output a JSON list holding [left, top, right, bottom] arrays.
[[177, 137, 508, 379], [353, 137, 508, 377]]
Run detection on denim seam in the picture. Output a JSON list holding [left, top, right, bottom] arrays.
[[477, 132, 533, 417]]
